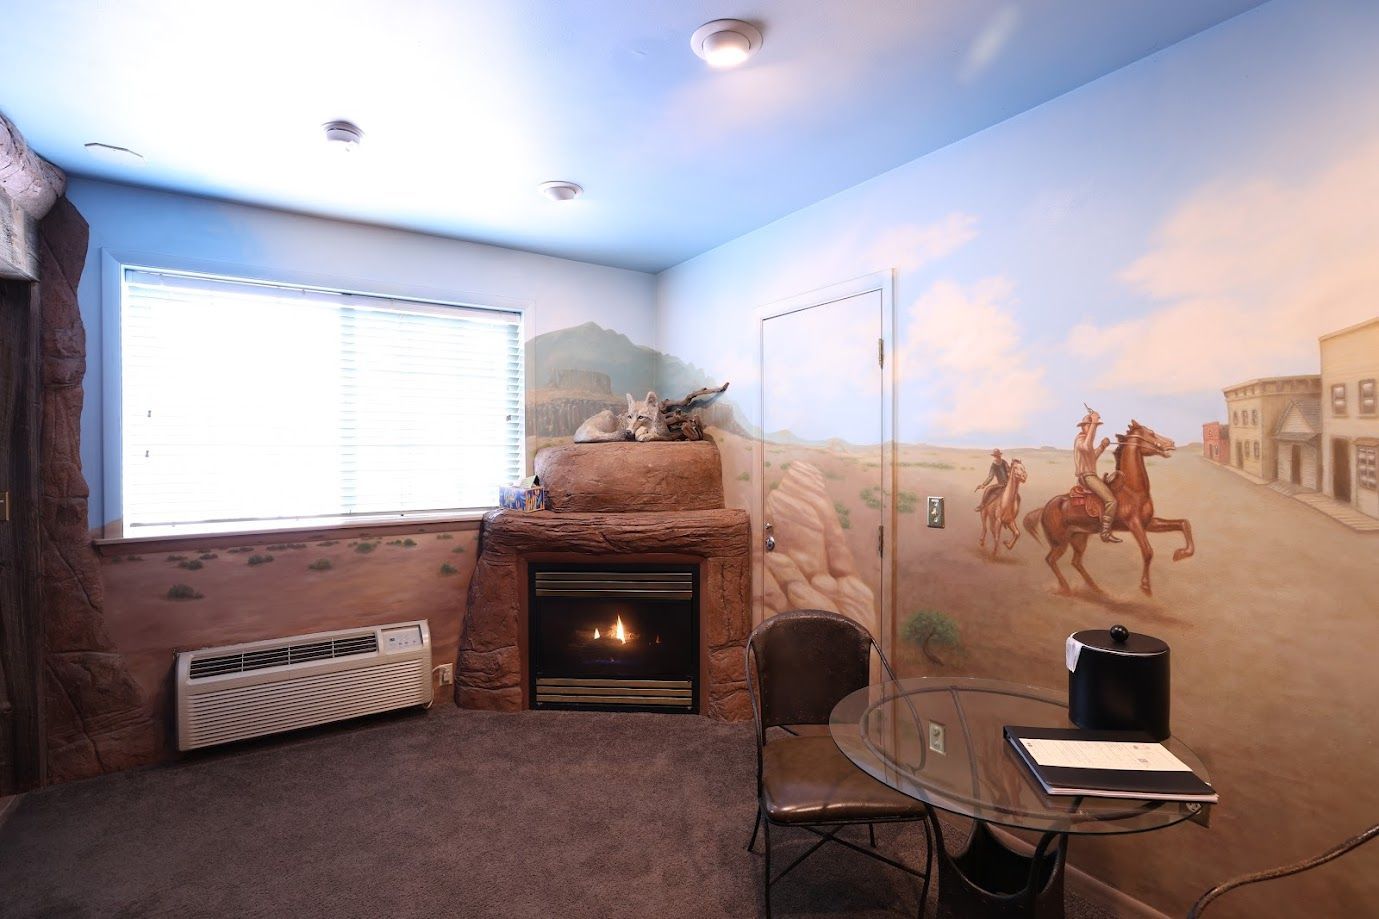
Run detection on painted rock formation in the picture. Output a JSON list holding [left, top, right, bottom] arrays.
[[762, 461, 878, 639]]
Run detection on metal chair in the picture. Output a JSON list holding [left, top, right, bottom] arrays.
[[1188, 822, 1378, 917], [745, 608, 935, 916]]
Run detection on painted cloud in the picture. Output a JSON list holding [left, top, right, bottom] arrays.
[[1068, 136, 1379, 393], [901, 276, 1048, 437]]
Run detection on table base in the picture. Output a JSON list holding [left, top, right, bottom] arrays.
[[934, 820, 1067, 919]]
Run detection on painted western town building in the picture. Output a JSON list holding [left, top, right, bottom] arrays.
[[1222, 375, 1322, 480], [1273, 398, 1322, 490], [1320, 317, 1379, 519], [1201, 421, 1229, 464]]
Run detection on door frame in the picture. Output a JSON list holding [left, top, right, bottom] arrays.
[[0, 278, 46, 792], [753, 270, 897, 652]]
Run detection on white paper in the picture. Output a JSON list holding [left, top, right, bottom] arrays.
[[1019, 738, 1190, 772], [1065, 634, 1084, 672]]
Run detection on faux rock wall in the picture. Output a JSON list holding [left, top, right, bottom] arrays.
[[38, 199, 159, 781]]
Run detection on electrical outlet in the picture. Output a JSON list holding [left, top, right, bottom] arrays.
[[928, 721, 946, 755], [436, 664, 454, 686]]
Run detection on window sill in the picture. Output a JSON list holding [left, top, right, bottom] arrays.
[[93, 512, 487, 556]]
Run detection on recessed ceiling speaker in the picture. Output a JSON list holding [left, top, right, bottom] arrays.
[[538, 181, 583, 202], [690, 19, 763, 69], [323, 120, 364, 151]]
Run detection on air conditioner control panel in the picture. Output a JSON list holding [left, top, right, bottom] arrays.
[[381, 625, 424, 652]]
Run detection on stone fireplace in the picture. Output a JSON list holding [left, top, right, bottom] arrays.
[[456, 440, 751, 721]]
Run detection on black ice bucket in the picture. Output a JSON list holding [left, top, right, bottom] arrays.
[[1066, 625, 1170, 740]]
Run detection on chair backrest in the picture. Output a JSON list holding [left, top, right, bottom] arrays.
[[745, 609, 877, 733]]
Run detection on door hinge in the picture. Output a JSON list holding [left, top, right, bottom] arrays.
[[877, 524, 884, 557], [878, 337, 885, 368], [0, 490, 8, 522]]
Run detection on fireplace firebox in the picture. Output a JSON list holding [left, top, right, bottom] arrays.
[[529, 564, 698, 713]]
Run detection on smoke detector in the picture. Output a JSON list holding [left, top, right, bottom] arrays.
[[538, 181, 583, 202], [322, 120, 364, 152], [690, 19, 763, 69]]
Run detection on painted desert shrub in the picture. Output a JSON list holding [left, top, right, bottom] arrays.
[[902, 610, 960, 663], [167, 583, 204, 601]]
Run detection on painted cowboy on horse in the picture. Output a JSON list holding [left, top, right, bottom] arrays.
[[1072, 405, 1121, 543], [973, 448, 1010, 513], [1025, 415, 1195, 596]]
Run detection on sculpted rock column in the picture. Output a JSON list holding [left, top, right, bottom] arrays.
[[39, 198, 159, 781]]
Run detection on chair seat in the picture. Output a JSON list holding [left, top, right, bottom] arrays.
[[761, 735, 930, 825]]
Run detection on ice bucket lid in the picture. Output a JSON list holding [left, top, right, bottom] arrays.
[[1066, 625, 1168, 672]]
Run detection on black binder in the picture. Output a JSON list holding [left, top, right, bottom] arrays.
[[1004, 725, 1218, 803]]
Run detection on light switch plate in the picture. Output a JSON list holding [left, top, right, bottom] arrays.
[[927, 496, 945, 528]]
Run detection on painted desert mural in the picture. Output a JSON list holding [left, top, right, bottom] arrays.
[[649, 5, 1379, 915], [102, 528, 480, 725]]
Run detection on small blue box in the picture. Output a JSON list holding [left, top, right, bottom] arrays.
[[498, 477, 546, 512]]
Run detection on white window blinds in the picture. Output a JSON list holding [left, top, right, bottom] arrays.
[[120, 268, 524, 536]]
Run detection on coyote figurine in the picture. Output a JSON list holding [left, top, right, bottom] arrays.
[[574, 392, 674, 443]]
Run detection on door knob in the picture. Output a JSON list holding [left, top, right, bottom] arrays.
[[764, 534, 776, 552]]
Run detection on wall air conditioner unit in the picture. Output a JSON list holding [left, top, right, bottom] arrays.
[[176, 620, 432, 751]]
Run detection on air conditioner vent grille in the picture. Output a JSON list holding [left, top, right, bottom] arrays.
[[189, 633, 380, 680]]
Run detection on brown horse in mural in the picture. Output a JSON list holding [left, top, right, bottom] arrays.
[[1025, 420, 1194, 596], [979, 458, 1027, 557]]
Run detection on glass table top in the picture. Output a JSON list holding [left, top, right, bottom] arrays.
[[829, 677, 1209, 836]]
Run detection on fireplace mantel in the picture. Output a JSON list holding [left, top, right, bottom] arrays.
[[456, 442, 752, 721]]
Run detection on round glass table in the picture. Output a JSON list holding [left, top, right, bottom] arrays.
[[830, 677, 1211, 917]]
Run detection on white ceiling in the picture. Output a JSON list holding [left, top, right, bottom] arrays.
[[1, 0, 1268, 272]]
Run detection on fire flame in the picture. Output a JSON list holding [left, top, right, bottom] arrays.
[[594, 616, 629, 644]]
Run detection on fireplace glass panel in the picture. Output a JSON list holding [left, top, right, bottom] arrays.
[[530, 565, 698, 712], [534, 598, 695, 680]]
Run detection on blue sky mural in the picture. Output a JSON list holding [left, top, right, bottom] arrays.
[[890, 0, 1379, 448], [661, 0, 1379, 449]]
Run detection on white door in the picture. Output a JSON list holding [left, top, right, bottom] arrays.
[[759, 282, 890, 642]]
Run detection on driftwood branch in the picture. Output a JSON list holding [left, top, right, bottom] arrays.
[[658, 382, 729, 442], [660, 382, 729, 415]]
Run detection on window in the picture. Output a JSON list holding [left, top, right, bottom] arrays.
[[119, 268, 524, 536], [1232, 410, 1239, 425], [1361, 379, 1376, 416], [1251, 409, 1258, 426], [1253, 441, 1261, 459], [1332, 383, 1348, 415], [1359, 445, 1377, 491]]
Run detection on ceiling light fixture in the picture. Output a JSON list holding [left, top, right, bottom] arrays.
[[690, 19, 762, 69], [322, 120, 364, 153], [84, 142, 145, 166], [538, 180, 583, 202]]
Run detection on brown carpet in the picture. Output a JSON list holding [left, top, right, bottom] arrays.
[[0, 707, 1115, 918]]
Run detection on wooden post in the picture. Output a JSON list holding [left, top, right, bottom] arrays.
[[0, 194, 38, 280]]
